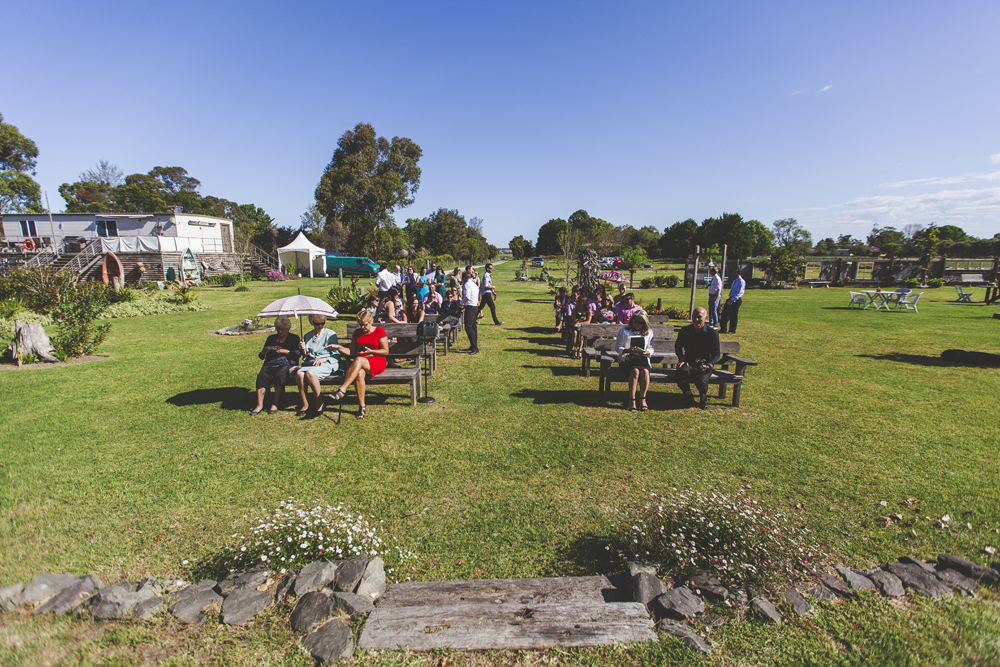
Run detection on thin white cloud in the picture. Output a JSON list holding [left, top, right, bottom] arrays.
[[791, 89, 808, 96], [818, 85, 833, 93], [880, 171, 1000, 188], [991, 153, 1000, 164]]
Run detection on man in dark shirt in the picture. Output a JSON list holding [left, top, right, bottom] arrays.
[[674, 307, 721, 409]]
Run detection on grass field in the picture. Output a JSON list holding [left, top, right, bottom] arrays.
[[2, 261, 999, 665]]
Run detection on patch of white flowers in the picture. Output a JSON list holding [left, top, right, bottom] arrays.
[[207, 497, 415, 577], [609, 487, 827, 584]]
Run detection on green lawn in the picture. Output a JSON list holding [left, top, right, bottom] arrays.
[[2, 264, 999, 665]]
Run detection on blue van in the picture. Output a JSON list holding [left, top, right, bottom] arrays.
[[325, 255, 379, 277]]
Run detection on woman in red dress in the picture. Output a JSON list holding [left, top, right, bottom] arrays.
[[328, 310, 389, 419]]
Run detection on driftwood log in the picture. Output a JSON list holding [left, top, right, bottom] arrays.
[[13, 321, 59, 366], [578, 249, 601, 292]]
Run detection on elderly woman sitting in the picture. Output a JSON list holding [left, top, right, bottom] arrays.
[[295, 314, 350, 416], [328, 309, 389, 419], [252, 316, 301, 415]]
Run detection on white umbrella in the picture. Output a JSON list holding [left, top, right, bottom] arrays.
[[257, 295, 339, 335]]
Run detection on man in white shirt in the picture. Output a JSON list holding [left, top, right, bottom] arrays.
[[461, 270, 480, 354], [375, 263, 394, 298], [707, 267, 723, 330], [477, 263, 504, 325], [719, 269, 746, 334], [392, 265, 403, 288]]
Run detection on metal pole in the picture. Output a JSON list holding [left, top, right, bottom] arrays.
[[689, 245, 699, 320]]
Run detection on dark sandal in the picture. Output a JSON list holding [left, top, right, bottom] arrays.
[[314, 401, 325, 416], [249, 407, 263, 416], [296, 407, 309, 416], [628, 398, 637, 413], [639, 397, 648, 411], [356, 405, 367, 420], [267, 405, 278, 414], [329, 389, 346, 402]]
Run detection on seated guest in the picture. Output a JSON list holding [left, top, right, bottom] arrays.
[[295, 314, 349, 416], [364, 293, 379, 315], [615, 292, 644, 324], [570, 295, 592, 359], [674, 307, 720, 410], [436, 288, 462, 327], [614, 283, 627, 305], [405, 294, 425, 323], [328, 310, 389, 420], [375, 287, 405, 323], [423, 290, 441, 314], [616, 312, 654, 412], [251, 316, 300, 415], [594, 296, 616, 324]]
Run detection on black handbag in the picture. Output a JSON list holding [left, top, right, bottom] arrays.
[[417, 321, 439, 340]]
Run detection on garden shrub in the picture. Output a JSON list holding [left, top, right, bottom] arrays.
[[640, 277, 653, 289], [880, 276, 897, 287], [608, 486, 827, 585], [327, 287, 368, 313], [902, 278, 920, 288], [0, 297, 26, 319], [51, 282, 111, 357], [171, 287, 200, 305], [653, 275, 666, 288], [205, 273, 240, 287], [664, 274, 679, 288], [101, 292, 210, 318], [234, 285, 251, 292], [266, 270, 287, 282], [107, 285, 138, 304], [831, 279, 844, 287], [8, 267, 76, 313], [927, 278, 944, 288], [188, 498, 415, 580]]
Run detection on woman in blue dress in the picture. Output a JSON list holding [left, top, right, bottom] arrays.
[[295, 314, 349, 416]]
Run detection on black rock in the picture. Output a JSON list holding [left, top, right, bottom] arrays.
[[935, 568, 978, 596], [656, 619, 712, 654], [867, 569, 905, 597], [274, 571, 297, 604], [132, 596, 164, 620], [334, 556, 368, 593], [781, 588, 813, 616], [215, 573, 241, 597], [0, 583, 24, 611], [820, 574, 854, 598], [937, 554, 1000, 586], [750, 596, 782, 624], [301, 619, 354, 664], [626, 561, 660, 578], [34, 577, 97, 614], [651, 587, 705, 620], [834, 565, 876, 592], [168, 588, 222, 624], [296, 560, 338, 596], [330, 591, 375, 620], [899, 557, 937, 573], [807, 585, 839, 602], [884, 562, 952, 599], [291, 591, 334, 633], [234, 569, 271, 592], [91, 583, 155, 620], [223, 588, 271, 625], [21, 574, 80, 606], [631, 572, 667, 607], [685, 570, 729, 602]]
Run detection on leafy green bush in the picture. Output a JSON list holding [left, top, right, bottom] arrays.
[[327, 287, 367, 314], [640, 277, 653, 289], [0, 297, 26, 319], [903, 278, 920, 288], [234, 285, 251, 292], [51, 282, 111, 357], [653, 275, 666, 288], [831, 279, 844, 287], [880, 276, 897, 287], [514, 270, 523, 280], [664, 274, 679, 288], [7, 267, 76, 313], [171, 287, 200, 305], [101, 292, 210, 318], [209, 274, 240, 287], [927, 278, 944, 288], [107, 285, 138, 304]]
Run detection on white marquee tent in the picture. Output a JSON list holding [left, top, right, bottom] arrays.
[[277, 232, 327, 278]]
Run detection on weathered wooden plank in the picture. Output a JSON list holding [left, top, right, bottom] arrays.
[[377, 576, 630, 609], [358, 601, 656, 651]]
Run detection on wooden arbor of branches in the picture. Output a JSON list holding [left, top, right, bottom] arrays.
[[577, 249, 600, 293]]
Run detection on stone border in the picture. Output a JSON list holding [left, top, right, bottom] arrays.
[[213, 327, 275, 336]]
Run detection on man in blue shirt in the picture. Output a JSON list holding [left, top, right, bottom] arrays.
[[719, 269, 746, 334]]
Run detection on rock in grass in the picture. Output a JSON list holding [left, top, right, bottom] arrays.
[[750, 596, 782, 624], [656, 619, 712, 654], [296, 561, 338, 596], [291, 591, 334, 633], [820, 574, 854, 598], [935, 568, 978, 597], [685, 570, 728, 602], [631, 572, 667, 607], [330, 591, 375, 620], [334, 557, 368, 593], [234, 569, 271, 592], [301, 619, 354, 664], [91, 584, 155, 620], [168, 588, 222, 624], [274, 571, 297, 604], [626, 562, 660, 578], [215, 573, 242, 597], [355, 558, 386, 600], [223, 588, 271, 625], [834, 565, 876, 592], [782, 588, 813, 616], [34, 577, 98, 614], [1, 583, 25, 611], [899, 557, 937, 573], [807, 585, 839, 602], [21, 574, 80, 606], [884, 562, 952, 599], [867, 569, 905, 597], [652, 587, 704, 620], [132, 596, 164, 620], [937, 554, 1000, 586]]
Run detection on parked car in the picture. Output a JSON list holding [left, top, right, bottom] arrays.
[[532, 256, 545, 267], [325, 255, 379, 277]]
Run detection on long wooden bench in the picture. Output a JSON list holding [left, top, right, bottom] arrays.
[[579, 323, 674, 377], [347, 322, 437, 373], [286, 366, 422, 407], [598, 340, 757, 407]]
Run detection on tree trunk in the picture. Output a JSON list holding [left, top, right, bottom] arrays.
[[13, 321, 59, 366]]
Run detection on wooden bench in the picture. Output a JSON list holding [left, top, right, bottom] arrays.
[[286, 366, 422, 407], [579, 323, 674, 377], [347, 322, 437, 373], [598, 340, 757, 407]]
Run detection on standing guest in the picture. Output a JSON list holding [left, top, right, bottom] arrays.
[[328, 310, 388, 420], [477, 263, 504, 325], [614, 283, 627, 305], [674, 307, 721, 409], [616, 312, 654, 412], [435, 267, 446, 298], [375, 263, 394, 298], [295, 315, 349, 416], [417, 268, 431, 301], [554, 286, 570, 331], [392, 265, 403, 288], [403, 266, 418, 301], [447, 267, 462, 294], [615, 292, 644, 325], [461, 270, 480, 354], [708, 267, 723, 330], [251, 316, 301, 415], [719, 269, 746, 334], [570, 294, 592, 359], [465, 265, 481, 286]]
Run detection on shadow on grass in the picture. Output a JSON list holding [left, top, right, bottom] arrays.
[[508, 326, 558, 335], [521, 365, 587, 377], [554, 532, 625, 582], [860, 351, 1000, 368], [514, 298, 552, 304], [167, 386, 254, 411], [510, 388, 608, 407], [504, 348, 570, 358]]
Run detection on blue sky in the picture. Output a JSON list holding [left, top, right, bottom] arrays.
[[3, 0, 999, 246]]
